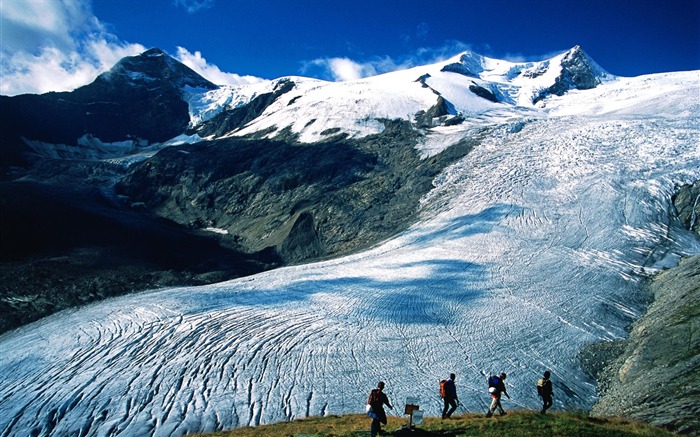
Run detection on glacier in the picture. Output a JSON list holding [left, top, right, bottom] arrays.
[[1, 62, 699, 436]]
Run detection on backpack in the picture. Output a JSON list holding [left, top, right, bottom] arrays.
[[488, 375, 500, 388], [537, 378, 544, 396], [368, 389, 381, 404], [439, 380, 448, 398]]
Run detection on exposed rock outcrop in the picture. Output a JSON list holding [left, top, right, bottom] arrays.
[[192, 79, 295, 138], [533, 46, 608, 103], [673, 182, 700, 237], [441, 51, 486, 78], [588, 255, 700, 433], [116, 120, 479, 265]]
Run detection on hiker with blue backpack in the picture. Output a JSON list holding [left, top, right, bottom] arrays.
[[440, 373, 459, 419], [485, 372, 510, 417]]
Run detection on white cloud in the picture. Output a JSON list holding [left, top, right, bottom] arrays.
[[173, 0, 215, 14], [303, 57, 385, 82], [0, 0, 144, 96], [175, 47, 265, 86], [302, 41, 477, 82]]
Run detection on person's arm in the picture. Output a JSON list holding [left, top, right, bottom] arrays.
[[383, 394, 393, 409], [502, 383, 510, 399]]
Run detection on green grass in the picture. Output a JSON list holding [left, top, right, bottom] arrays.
[[190, 410, 673, 436]]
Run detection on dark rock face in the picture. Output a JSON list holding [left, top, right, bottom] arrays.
[[116, 121, 479, 265], [0, 48, 216, 174], [0, 177, 277, 334], [414, 96, 451, 128], [533, 46, 606, 103], [192, 79, 295, 138], [673, 182, 700, 236], [279, 211, 324, 263], [441, 51, 485, 78], [587, 255, 700, 434], [469, 83, 499, 102]]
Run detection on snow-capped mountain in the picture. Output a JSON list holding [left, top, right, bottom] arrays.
[[0, 45, 610, 167], [0, 48, 215, 167], [187, 45, 612, 146], [0, 46, 698, 437]]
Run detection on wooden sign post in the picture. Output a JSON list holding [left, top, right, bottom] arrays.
[[404, 396, 420, 428]]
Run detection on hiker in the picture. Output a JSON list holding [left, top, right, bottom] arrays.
[[537, 370, 553, 414], [441, 373, 459, 419], [367, 381, 393, 437], [485, 372, 510, 417]]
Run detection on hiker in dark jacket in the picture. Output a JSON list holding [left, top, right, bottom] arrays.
[[486, 372, 510, 418], [442, 373, 459, 419], [538, 370, 553, 414], [367, 381, 393, 437]]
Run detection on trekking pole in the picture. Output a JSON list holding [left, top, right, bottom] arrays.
[[457, 399, 469, 413]]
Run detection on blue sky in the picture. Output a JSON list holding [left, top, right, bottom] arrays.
[[1, 0, 699, 95]]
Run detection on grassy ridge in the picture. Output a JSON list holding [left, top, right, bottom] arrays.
[[192, 411, 673, 436]]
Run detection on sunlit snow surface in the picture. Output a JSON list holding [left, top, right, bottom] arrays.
[[1, 72, 700, 437]]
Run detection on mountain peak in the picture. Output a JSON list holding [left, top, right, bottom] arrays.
[[98, 48, 215, 91], [141, 47, 167, 57], [440, 51, 486, 78], [524, 45, 611, 103]]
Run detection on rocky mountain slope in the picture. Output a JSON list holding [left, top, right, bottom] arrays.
[[588, 254, 699, 434], [585, 182, 700, 434]]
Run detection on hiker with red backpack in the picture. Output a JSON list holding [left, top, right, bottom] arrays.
[[367, 381, 393, 437], [485, 372, 510, 418], [440, 373, 459, 419]]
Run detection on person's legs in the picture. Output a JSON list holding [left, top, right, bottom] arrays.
[[447, 398, 457, 418], [371, 417, 380, 437], [486, 396, 498, 417], [443, 398, 457, 418], [495, 398, 505, 414], [541, 395, 552, 413]]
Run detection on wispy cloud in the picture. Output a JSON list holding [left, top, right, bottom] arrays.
[[173, 0, 215, 14], [0, 0, 144, 95], [175, 47, 265, 85], [301, 40, 476, 82], [415, 22, 429, 41], [302, 57, 378, 82]]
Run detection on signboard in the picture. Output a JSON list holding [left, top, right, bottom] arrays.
[[404, 404, 419, 415], [404, 396, 421, 427], [404, 396, 419, 414], [412, 410, 424, 425], [405, 397, 419, 406]]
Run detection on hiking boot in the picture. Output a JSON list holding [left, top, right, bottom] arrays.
[[485, 411, 492, 418], [500, 411, 507, 416]]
